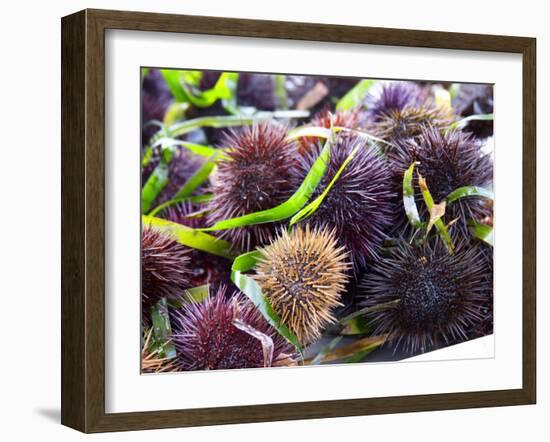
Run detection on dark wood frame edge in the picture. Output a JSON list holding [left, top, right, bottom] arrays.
[[61, 8, 536, 433]]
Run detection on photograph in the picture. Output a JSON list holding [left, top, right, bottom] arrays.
[[140, 69, 495, 373]]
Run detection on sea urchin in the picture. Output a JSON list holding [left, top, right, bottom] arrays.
[[366, 81, 424, 123], [254, 225, 350, 344], [207, 121, 300, 251], [296, 134, 395, 270], [388, 126, 493, 233], [170, 286, 298, 370], [141, 227, 191, 309], [359, 238, 492, 353], [366, 82, 451, 144]]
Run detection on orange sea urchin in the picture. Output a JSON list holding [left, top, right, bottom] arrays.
[[254, 225, 350, 344]]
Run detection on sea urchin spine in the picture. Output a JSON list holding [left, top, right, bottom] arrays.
[[254, 225, 350, 344]]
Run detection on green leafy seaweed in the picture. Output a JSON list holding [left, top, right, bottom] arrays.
[[418, 173, 454, 252], [340, 316, 371, 336], [289, 126, 342, 225], [173, 154, 219, 199], [403, 162, 423, 228], [469, 221, 494, 246], [274, 75, 289, 110], [142, 162, 170, 214], [150, 298, 176, 359], [446, 186, 494, 204], [165, 110, 310, 139], [306, 335, 387, 364], [143, 215, 238, 259], [147, 194, 213, 218], [151, 138, 218, 157], [287, 125, 333, 140]]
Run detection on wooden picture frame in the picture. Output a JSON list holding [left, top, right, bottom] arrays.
[[61, 8, 536, 433]]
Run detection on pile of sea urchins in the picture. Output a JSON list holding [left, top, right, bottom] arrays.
[[141, 73, 494, 372]]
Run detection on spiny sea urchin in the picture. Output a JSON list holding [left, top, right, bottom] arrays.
[[170, 286, 298, 370], [298, 108, 364, 154], [359, 238, 492, 354], [370, 104, 452, 145], [366, 81, 424, 123], [207, 121, 300, 251], [296, 134, 395, 270], [254, 225, 350, 344], [365, 82, 451, 145], [388, 126, 493, 233], [160, 202, 232, 287], [141, 227, 191, 310], [161, 201, 206, 229], [466, 242, 494, 338]]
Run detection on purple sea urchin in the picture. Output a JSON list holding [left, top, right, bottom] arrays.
[[296, 134, 395, 270], [359, 238, 492, 353], [467, 243, 494, 338], [161, 201, 206, 229], [171, 286, 298, 370], [254, 225, 350, 344], [207, 121, 300, 251], [388, 126, 493, 233], [366, 81, 424, 123], [141, 227, 191, 309], [365, 82, 451, 145]]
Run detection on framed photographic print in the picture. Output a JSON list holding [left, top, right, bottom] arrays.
[[61, 9, 536, 433]]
